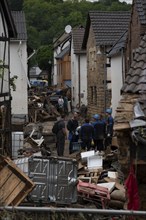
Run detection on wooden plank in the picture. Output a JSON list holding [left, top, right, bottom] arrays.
[[114, 123, 130, 131], [0, 166, 12, 188], [3, 157, 34, 184], [0, 173, 21, 204], [4, 181, 25, 205], [12, 185, 35, 206], [0, 156, 35, 206]]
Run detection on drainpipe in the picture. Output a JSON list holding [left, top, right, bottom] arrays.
[[121, 47, 125, 84], [78, 55, 81, 108]]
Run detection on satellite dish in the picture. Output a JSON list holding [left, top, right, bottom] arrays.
[[65, 25, 72, 34]]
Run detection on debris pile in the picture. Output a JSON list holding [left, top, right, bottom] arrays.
[[28, 94, 60, 123], [68, 142, 127, 210]]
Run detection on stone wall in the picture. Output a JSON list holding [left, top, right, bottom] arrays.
[[86, 25, 111, 116], [114, 93, 146, 211]]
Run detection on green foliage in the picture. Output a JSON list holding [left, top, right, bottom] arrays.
[[0, 60, 5, 78], [8, 0, 23, 10], [10, 75, 18, 91], [36, 45, 53, 70], [8, 0, 131, 70]]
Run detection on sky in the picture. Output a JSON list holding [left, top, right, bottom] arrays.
[[119, 0, 132, 3], [89, 0, 133, 3]]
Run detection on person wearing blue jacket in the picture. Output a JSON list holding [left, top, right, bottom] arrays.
[[105, 108, 114, 147], [80, 117, 94, 151], [106, 109, 114, 135], [92, 114, 106, 151]]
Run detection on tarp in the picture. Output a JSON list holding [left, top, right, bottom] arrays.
[[125, 164, 140, 211]]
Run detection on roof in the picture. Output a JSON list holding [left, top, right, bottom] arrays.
[[108, 30, 128, 57], [0, 0, 17, 38], [72, 26, 86, 54], [11, 11, 27, 40], [53, 32, 71, 49], [136, 0, 146, 25], [55, 45, 70, 59], [121, 33, 146, 94], [82, 11, 130, 48]]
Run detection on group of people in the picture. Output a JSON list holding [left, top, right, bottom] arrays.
[[53, 109, 114, 157]]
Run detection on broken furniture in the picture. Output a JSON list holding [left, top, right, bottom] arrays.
[[0, 155, 35, 206]]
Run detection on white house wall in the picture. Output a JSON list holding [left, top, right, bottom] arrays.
[[10, 41, 28, 116], [71, 49, 87, 108], [79, 55, 87, 106], [0, 13, 9, 95], [110, 55, 123, 117]]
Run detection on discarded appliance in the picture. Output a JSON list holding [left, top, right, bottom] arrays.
[[87, 155, 103, 170], [0, 155, 35, 206], [77, 180, 110, 208], [14, 156, 78, 204]]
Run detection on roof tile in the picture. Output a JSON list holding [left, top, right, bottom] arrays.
[[11, 11, 27, 40], [72, 26, 86, 54], [89, 11, 130, 46], [121, 34, 146, 94]]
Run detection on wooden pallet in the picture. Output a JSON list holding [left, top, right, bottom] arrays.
[[0, 155, 35, 206], [78, 169, 100, 184]]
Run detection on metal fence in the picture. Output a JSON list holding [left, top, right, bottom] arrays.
[[0, 207, 146, 220]]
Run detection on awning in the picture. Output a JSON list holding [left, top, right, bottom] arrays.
[[64, 80, 71, 88]]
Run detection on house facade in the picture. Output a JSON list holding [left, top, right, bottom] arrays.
[[82, 11, 130, 116], [71, 26, 87, 108], [108, 31, 128, 117], [53, 32, 71, 88], [53, 27, 87, 109], [10, 11, 28, 120], [0, 0, 17, 156]]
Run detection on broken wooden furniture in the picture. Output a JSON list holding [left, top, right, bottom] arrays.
[[0, 155, 35, 206]]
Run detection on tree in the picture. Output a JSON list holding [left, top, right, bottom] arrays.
[[36, 45, 53, 70], [8, 0, 23, 10], [21, 0, 131, 70]]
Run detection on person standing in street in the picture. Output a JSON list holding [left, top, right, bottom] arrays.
[[80, 117, 94, 151], [63, 95, 68, 115], [92, 114, 106, 152], [67, 112, 79, 154], [56, 114, 67, 156], [58, 96, 64, 114], [105, 108, 114, 148]]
